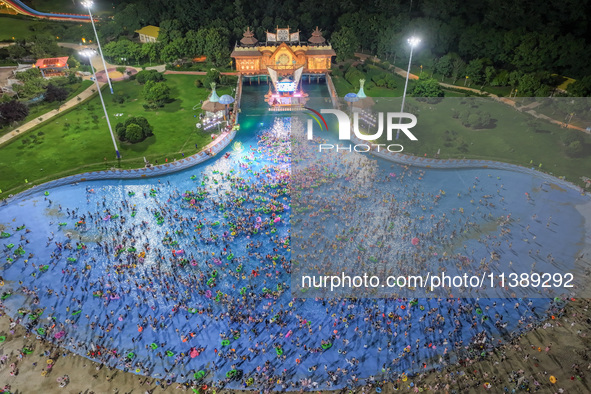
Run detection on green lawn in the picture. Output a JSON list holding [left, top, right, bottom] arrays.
[[0, 80, 94, 138], [333, 73, 465, 98], [0, 16, 43, 40], [0, 74, 236, 197], [0, 15, 91, 42], [368, 97, 591, 186], [409, 65, 514, 97]]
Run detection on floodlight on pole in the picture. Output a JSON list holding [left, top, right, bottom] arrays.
[[397, 36, 421, 140], [82, 1, 113, 94], [79, 49, 121, 159]]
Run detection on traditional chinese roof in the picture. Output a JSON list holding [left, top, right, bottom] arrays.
[[306, 48, 336, 56], [308, 27, 326, 45], [240, 27, 258, 46], [230, 48, 262, 57], [134, 25, 160, 39], [34, 57, 69, 69]]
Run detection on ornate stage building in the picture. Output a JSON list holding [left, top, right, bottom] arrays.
[[231, 27, 335, 110], [231, 27, 335, 76]]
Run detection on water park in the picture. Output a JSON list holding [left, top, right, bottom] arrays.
[[0, 4, 590, 390], [0, 74, 590, 393]]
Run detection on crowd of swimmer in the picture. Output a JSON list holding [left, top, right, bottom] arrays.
[[0, 117, 568, 392], [290, 119, 561, 299]]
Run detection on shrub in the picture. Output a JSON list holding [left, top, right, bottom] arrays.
[[116, 116, 153, 143], [459, 110, 492, 129], [143, 80, 171, 108], [45, 83, 69, 103], [561, 131, 584, 146], [0, 100, 29, 125], [194, 79, 203, 88], [344, 66, 365, 88], [204, 68, 220, 88], [125, 123, 143, 142], [112, 95, 124, 104], [565, 141, 584, 157]]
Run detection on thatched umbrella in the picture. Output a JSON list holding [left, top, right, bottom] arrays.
[[219, 94, 235, 120]]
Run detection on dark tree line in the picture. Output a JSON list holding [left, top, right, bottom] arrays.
[[100, 0, 590, 78]]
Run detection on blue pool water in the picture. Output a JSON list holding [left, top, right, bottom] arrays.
[[0, 83, 589, 390]]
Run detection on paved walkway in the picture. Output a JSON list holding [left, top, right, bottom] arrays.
[[355, 53, 589, 134], [0, 82, 103, 146], [164, 70, 240, 76]]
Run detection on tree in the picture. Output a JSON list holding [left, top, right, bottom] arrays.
[[140, 42, 159, 66], [29, 35, 62, 59], [412, 77, 444, 98], [204, 69, 220, 87], [483, 66, 496, 89], [143, 80, 170, 107], [567, 76, 591, 97], [67, 57, 80, 69], [15, 68, 42, 83], [185, 30, 206, 58], [159, 19, 183, 45], [331, 27, 358, 62], [125, 123, 144, 143], [517, 73, 542, 96], [434, 54, 453, 80], [45, 84, 69, 103], [13, 77, 48, 99], [116, 116, 153, 142], [203, 28, 230, 67], [136, 70, 164, 85], [160, 37, 187, 64], [7, 42, 28, 60], [450, 58, 466, 84], [103, 40, 140, 64], [465, 59, 486, 87], [0, 100, 29, 125]]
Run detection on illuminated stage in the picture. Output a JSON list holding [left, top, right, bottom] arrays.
[[265, 67, 309, 111]]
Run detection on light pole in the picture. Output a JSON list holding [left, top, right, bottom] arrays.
[[81, 1, 113, 94], [397, 36, 420, 140], [80, 49, 121, 159]]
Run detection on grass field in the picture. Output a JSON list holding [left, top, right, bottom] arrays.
[[369, 97, 591, 186], [0, 80, 94, 138], [0, 14, 90, 42], [0, 16, 44, 40], [0, 74, 235, 197]]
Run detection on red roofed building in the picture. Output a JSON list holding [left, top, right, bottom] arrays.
[[34, 57, 69, 78]]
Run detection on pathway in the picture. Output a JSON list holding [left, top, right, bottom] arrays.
[[164, 70, 240, 76], [355, 53, 589, 134], [0, 82, 102, 146]]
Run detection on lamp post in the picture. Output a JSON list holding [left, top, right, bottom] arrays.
[[79, 49, 120, 159], [81, 1, 113, 94], [397, 36, 420, 140]]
